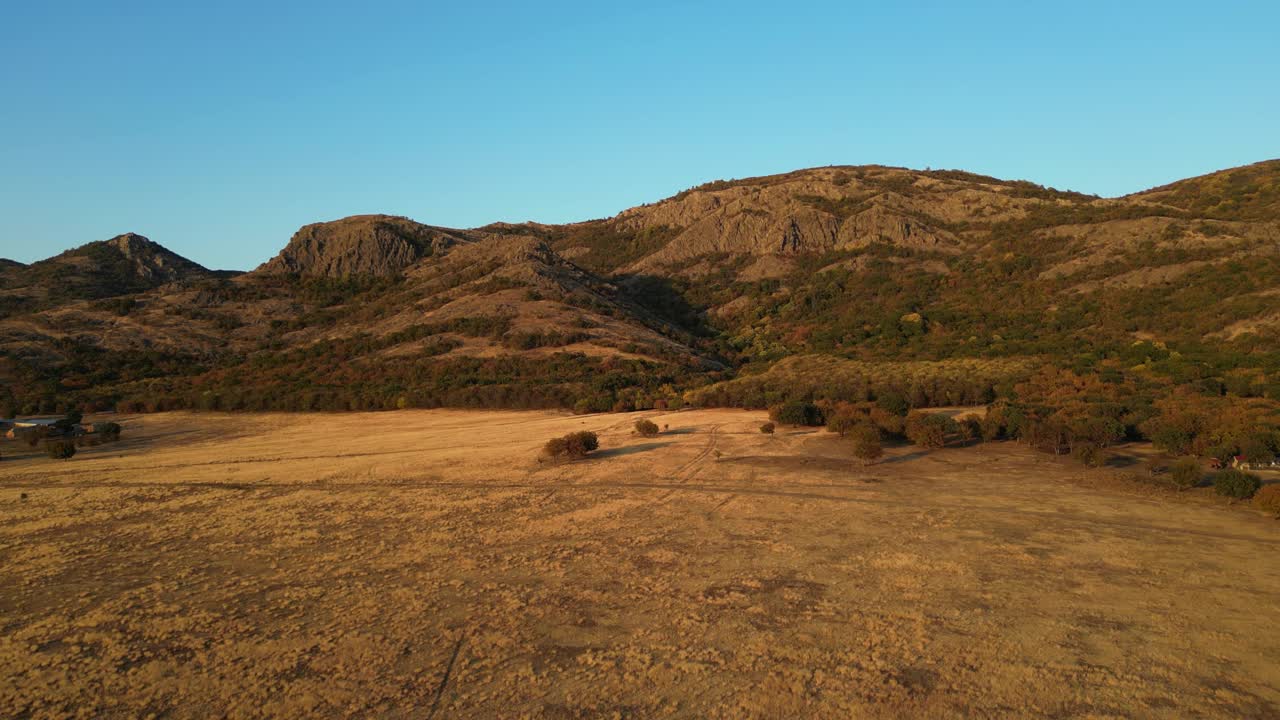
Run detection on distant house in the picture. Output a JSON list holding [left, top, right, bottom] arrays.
[[1, 418, 68, 439]]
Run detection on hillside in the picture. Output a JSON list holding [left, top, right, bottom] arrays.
[[1, 160, 1278, 418], [0, 233, 217, 318]]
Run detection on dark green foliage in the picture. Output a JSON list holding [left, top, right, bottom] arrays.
[[1213, 469, 1262, 499], [1168, 457, 1202, 490], [543, 431, 599, 459], [45, 439, 76, 460], [770, 401, 824, 427], [634, 419, 660, 437]]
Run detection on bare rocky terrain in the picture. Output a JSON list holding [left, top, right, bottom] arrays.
[[2, 410, 1278, 718]]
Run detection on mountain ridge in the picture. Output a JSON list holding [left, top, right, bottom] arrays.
[[1, 159, 1277, 417]]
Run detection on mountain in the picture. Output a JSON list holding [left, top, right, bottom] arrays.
[[0, 233, 217, 318], [1, 160, 1278, 417]]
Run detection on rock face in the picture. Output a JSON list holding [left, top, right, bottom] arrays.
[[609, 167, 991, 271], [256, 215, 472, 277]]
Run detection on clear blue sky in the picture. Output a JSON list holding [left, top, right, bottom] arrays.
[[2, 1, 1277, 270]]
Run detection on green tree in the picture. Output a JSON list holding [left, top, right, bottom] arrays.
[[1213, 469, 1261, 500]]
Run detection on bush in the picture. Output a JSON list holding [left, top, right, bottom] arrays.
[[543, 431, 599, 460], [760, 422, 775, 434], [45, 439, 76, 460], [1168, 457, 1202, 490], [1071, 442, 1105, 468], [875, 390, 909, 417], [634, 419, 660, 437], [1253, 485, 1280, 517], [904, 412, 954, 449], [93, 422, 122, 441], [850, 424, 883, 465], [770, 401, 824, 427], [1213, 469, 1262, 500]]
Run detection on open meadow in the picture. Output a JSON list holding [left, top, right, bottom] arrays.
[[2, 409, 1278, 719]]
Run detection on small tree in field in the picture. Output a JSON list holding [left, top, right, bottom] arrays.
[[543, 431, 599, 460], [850, 425, 883, 465], [1168, 457, 1202, 490], [634, 419, 660, 437]]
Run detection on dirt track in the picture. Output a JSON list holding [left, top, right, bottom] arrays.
[[2, 409, 1278, 718]]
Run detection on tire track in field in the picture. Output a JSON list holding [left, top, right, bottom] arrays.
[[656, 424, 721, 502]]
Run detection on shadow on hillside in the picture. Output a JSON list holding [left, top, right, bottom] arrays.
[[595, 442, 674, 459], [1104, 453, 1142, 469]]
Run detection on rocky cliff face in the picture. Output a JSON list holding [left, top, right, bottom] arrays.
[[604, 166, 1042, 271], [255, 215, 473, 277]]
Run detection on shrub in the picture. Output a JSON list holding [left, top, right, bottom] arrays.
[[1213, 469, 1262, 500], [875, 390, 909, 417], [93, 422, 122, 441], [634, 419, 660, 437], [850, 424, 883, 465], [1253, 485, 1280, 517], [1168, 457, 1202, 490], [904, 412, 954, 449], [770, 401, 824, 427], [45, 439, 76, 460], [760, 422, 775, 434], [543, 431, 599, 460], [1071, 442, 1105, 468]]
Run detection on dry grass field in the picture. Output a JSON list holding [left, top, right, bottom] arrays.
[[2, 409, 1278, 719]]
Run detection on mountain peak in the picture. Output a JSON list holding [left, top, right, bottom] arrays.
[[255, 215, 474, 278]]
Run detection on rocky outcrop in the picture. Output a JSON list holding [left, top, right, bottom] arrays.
[[255, 215, 472, 277], [615, 169, 967, 271]]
